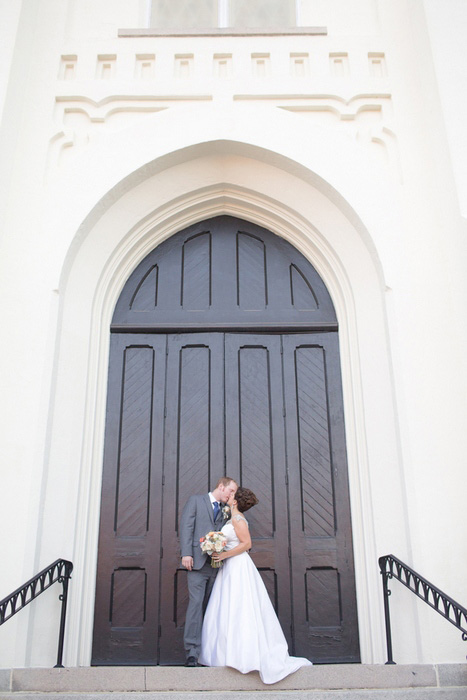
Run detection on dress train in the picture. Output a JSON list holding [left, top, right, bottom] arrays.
[[199, 519, 311, 684]]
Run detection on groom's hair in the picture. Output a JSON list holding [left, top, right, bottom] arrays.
[[214, 476, 236, 489]]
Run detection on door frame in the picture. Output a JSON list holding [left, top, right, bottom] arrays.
[[91, 214, 361, 665], [61, 189, 395, 666]]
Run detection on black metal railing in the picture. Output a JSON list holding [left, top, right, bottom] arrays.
[[379, 554, 467, 664], [0, 559, 73, 668]]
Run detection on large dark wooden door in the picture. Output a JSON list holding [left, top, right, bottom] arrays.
[[92, 216, 360, 665]]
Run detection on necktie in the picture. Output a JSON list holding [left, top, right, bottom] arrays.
[[213, 501, 220, 520]]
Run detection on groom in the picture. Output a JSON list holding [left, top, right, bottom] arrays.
[[180, 476, 238, 667]]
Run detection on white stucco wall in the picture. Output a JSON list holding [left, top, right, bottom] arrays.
[[423, 0, 467, 217], [0, 0, 23, 124], [0, 0, 466, 668]]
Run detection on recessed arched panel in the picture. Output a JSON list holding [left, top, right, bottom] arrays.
[[181, 232, 211, 310], [115, 345, 154, 536], [130, 265, 158, 311], [177, 344, 211, 520], [112, 216, 337, 330], [237, 232, 267, 310], [295, 345, 335, 537], [237, 345, 274, 538], [290, 264, 319, 311]]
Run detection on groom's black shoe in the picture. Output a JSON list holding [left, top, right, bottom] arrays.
[[185, 656, 198, 667]]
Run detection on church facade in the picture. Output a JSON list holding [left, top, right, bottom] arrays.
[[1, 0, 466, 668]]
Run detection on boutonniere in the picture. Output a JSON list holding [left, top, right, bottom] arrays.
[[222, 505, 231, 520]]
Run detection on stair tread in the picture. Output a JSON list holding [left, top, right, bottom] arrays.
[[1, 688, 467, 700], [0, 664, 465, 694]]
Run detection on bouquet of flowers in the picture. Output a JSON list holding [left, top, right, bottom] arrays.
[[200, 530, 227, 568]]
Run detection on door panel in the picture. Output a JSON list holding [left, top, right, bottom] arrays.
[[92, 334, 166, 665], [282, 334, 360, 662], [225, 334, 293, 645], [158, 334, 225, 664]]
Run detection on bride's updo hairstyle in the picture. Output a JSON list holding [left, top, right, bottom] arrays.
[[234, 487, 259, 513]]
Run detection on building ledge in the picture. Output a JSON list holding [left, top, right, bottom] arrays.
[[118, 27, 327, 38]]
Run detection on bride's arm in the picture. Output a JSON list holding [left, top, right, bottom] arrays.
[[211, 518, 251, 562]]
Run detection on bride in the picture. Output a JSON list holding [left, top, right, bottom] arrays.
[[198, 487, 312, 684]]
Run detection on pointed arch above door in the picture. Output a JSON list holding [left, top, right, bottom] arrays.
[[111, 215, 337, 331]]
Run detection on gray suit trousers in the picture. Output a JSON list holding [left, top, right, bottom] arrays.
[[180, 493, 225, 658], [184, 559, 218, 658]]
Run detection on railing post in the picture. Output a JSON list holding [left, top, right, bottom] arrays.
[[379, 557, 396, 665], [54, 562, 72, 668]]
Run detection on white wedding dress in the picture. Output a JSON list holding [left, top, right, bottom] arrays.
[[198, 516, 312, 684]]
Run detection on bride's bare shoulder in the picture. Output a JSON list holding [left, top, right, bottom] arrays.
[[233, 514, 248, 526]]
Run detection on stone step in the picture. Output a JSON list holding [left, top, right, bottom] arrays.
[[1, 692, 466, 698], [0, 664, 465, 699]]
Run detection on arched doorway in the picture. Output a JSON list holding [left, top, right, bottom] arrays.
[[91, 215, 360, 665]]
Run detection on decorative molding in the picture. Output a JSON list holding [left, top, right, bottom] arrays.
[[50, 95, 211, 165], [233, 92, 392, 104], [118, 27, 328, 38], [55, 95, 212, 107], [49, 91, 397, 176]]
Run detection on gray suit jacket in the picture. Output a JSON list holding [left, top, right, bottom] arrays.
[[180, 494, 226, 570]]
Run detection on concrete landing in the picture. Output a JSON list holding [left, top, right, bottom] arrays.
[[0, 664, 465, 699]]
